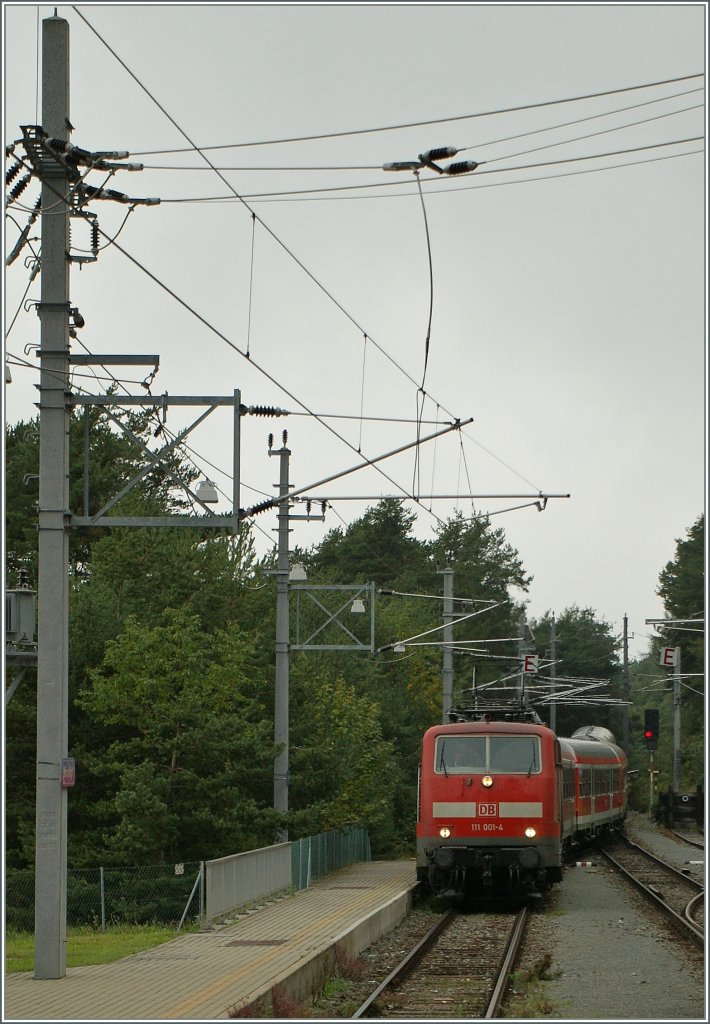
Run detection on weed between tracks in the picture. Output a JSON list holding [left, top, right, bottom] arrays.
[[504, 951, 560, 1017]]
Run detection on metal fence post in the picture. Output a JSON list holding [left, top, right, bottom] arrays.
[[200, 861, 205, 924], [100, 867, 106, 933], [177, 865, 204, 932]]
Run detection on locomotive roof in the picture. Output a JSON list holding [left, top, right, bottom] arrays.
[[445, 700, 543, 725], [425, 720, 555, 737]]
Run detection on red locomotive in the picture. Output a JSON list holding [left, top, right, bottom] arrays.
[[416, 701, 627, 899]]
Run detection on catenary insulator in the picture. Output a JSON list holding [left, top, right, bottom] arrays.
[[91, 219, 100, 255], [9, 173, 31, 201], [268, 433, 274, 449], [45, 138, 91, 163], [45, 137, 70, 153], [419, 146, 458, 163], [445, 160, 479, 175], [246, 499, 275, 517], [6, 161, 22, 186], [246, 405, 288, 417]]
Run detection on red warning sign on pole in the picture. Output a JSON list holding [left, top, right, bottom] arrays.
[[523, 654, 539, 673]]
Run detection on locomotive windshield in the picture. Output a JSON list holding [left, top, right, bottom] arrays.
[[435, 734, 541, 775]]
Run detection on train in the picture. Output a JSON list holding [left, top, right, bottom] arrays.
[[416, 700, 628, 899]]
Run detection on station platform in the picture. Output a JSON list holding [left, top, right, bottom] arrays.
[[4, 859, 417, 1021]]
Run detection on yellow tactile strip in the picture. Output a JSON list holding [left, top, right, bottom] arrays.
[[3, 860, 416, 1020]]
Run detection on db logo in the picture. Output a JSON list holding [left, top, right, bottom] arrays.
[[478, 803, 497, 817]]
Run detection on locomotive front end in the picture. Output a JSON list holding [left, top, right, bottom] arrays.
[[416, 721, 562, 899]]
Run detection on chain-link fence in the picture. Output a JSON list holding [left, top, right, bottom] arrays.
[[6, 827, 370, 934], [291, 826, 370, 890], [5, 862, 204, 932]]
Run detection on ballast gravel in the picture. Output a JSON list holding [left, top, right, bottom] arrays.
[[311, 812, 705, 1020], [533, 853, 704, 1020]]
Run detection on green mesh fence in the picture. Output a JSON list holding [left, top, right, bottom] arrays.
[[6, 827, 370, 933], [291, 826, 371, 891], [5, 861, 203, 932]]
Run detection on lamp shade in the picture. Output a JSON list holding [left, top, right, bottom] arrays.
[[195, 479, 218, 503], [288, 562, 307, 582]]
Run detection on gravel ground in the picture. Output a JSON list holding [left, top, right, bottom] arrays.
[[310, 813, 705, 1020]]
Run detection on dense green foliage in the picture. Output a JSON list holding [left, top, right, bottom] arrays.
[[629, 515, 705, 802], [4, 415, 705, 869], [529, 606, 621, 739]]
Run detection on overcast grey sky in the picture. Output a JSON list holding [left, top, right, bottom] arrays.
[[3, 3, 706, 659]]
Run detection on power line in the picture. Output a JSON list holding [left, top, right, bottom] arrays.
[[154, 146, 703, 205], [123, 71, 704, 155], [67, 7, 435, 422], [134, 87, 702, 175], [481, 101, 703, 166], [155, 136, 703, 203], [99, 228, 454, 527], [60, 7, 577, 505], [458, 87, 704, 154]]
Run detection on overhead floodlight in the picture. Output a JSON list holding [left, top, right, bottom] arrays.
[[288, 562, 307, 582], [195, 479, 218, 503], [351, 598, 366, 614], [393, 643, 406, 653]]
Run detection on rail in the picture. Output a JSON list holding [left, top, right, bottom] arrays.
[[597, 838, 703, 945], [351, 908, 455, 1018], [351, 906, 528, 1019]]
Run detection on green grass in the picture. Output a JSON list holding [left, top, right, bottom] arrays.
[[5, 923, 186, 973]]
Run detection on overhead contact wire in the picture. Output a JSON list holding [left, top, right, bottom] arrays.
[[155, 135, 703, 204], [70, 8, 450, 515], [127, 72, 704, 155], [69, 6, 584, 500]]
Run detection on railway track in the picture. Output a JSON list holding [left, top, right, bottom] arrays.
[[352, 906, 528, 1019], [597, 834, 704, 945], [670, 828, 705, 849]]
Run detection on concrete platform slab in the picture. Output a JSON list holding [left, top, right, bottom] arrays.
[[3, 860, 417, 1021]]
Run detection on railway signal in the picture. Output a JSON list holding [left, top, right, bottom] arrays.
[[644, 708, 660, 751]]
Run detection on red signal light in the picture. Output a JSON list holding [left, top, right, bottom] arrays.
[[643, 709, 659, 750]]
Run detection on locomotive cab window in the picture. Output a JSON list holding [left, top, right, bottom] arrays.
[[435, 734, 541, 775]]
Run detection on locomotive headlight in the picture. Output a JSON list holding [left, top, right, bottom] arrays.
[[482, 775, 493, 788], [439, 827, 451, 838], [524, 826, 537, 838]]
